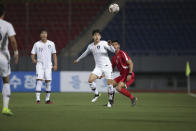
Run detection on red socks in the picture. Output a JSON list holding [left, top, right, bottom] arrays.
[[120, 88, 134, 100]]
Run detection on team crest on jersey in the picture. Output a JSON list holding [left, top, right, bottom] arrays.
[[48, 45, 51, 49], [97, 45, 100, 49]]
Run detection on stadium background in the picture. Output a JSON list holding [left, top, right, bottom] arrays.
[[0, 0, 196, 131], [0, 0, 196, 92]]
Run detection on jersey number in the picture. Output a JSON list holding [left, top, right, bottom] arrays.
[[39, 48, 43, 52]]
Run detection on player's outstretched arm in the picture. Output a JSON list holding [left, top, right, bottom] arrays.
[[105, 41, 115, 53], [108, 40, 112, 46], [73, 60, 78, 64], [9, 35, 19, 64], [74, 45, 90, 64], [53, 53, 57, 71]]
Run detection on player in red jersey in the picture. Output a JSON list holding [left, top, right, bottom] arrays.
[[111, 40, 136, 106]]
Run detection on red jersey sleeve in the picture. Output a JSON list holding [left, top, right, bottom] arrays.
[[121, 51, 130, 62]]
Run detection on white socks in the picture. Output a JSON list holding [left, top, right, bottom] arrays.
[[45, 82, 51, 101], [36, 81, 52, 102], [36, 81, 42, 101], [2, 83, 11, 108], [108, 84, 114, 101], [89, 82, 99, 95]]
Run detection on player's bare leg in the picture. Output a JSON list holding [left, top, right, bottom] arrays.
[[115, 82, 136, 106], [88, 73, 100, 102], [2, 76, 13, 116], [36, 79, 43, 104], [45, 80, 53, 104], [106, 79, 115, 107]]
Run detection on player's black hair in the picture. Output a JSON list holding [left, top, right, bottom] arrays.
[[0, 4, 5, 17], [40, 28, 47, 34], [112, 40, 120, 44], [92, 29, 101, 36]]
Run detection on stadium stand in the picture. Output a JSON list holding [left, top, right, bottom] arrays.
[[102, 1, 196, 55], [5, 1, 107, 55]]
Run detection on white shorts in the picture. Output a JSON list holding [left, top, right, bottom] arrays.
[[36, 63, 52, 80], [92, 65, 112, 79], [0, 52, 11, 77]]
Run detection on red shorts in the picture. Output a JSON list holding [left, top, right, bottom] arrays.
[[114, 72, 135, 87]]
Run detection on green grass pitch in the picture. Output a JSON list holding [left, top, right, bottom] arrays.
[[0, 92, 196, 131]]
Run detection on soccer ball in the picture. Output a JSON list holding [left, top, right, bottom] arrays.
[[109, 3, 120, 13]]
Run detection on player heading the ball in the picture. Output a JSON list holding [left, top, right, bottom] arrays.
[[74, 29, 115, 107]]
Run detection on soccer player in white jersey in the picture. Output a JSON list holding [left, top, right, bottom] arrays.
[[74, 29, 115, 107], [31, 28, 57, 104], [0, 4, 19, 116]]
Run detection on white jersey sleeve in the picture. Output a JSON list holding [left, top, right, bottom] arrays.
[[7, 23, 16, 37], [76, 45, 91, 62], [31, 43, 37, 54], [103, 41, 115, 53], [52, 42, 56, 54]]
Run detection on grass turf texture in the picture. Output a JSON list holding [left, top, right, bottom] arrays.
[[0, 93, 196, 131]]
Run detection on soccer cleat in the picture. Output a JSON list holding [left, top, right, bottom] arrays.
[[2, 107, 14, 116], [104, 100, 113, 108], [91, 94, 101, 103], [36, 100, 40, 104], [107, 102, 112, 108], [131, 97, 137, 107], [45, 100, 53, 104]]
